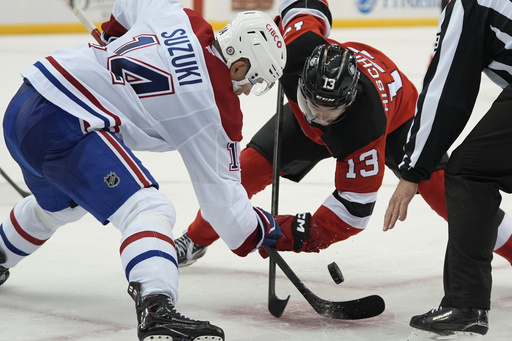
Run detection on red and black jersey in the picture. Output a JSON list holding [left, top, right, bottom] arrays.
[[277, 0, 418, 196]]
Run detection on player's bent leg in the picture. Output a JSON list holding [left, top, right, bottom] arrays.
[[417, 169, 448, 220], [110, 189, 224, 341], [0, 196, 86, 269], [493, 210, 512, 264], [187, 211, 220, 247], [240, 146, 273, 198], [110, 187, 179, 300]]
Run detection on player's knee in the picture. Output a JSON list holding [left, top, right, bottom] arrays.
[[32, 197, 87, 232], [109, 187, 176, 233]]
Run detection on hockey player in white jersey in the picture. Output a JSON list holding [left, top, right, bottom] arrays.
[[0, 0, 286, 340]]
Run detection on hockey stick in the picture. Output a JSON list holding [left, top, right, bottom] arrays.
[[263, 244, 385, 319], [267, 84, 290, 318], [0, 167, 30, 198], [72, 5, 106, 46]]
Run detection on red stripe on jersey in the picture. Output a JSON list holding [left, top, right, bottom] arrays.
[[98, 131, 151, 188], [184, 8, 243, 142], [10, 209, 48, 246], [45, 56, 122, 133], [81, 119, 91, 134], [119, 230, 175, 254]]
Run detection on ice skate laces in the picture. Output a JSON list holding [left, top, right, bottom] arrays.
[[175, 234, 190, 261]]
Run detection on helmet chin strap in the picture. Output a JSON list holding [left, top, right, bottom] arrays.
[[232, 78, 252, 92], [232, 81, 242, 92]]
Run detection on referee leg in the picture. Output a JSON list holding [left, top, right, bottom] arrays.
[[442, 84, 512, 309]]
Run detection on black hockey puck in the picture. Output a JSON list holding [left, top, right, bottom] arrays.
[[328, 262, 344, 284]]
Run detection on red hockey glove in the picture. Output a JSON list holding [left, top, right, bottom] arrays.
[[259, 212, 311, 258]]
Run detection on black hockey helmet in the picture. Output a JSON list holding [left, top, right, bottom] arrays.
[[299, 44, 360, 109]]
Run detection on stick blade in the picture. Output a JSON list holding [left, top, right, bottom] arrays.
[[268, 294, 290, 318], [313, 294, 385, 320], [267, 258, 290, 317]]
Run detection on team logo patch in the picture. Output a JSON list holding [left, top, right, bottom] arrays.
[[104, 172, 120, 188]]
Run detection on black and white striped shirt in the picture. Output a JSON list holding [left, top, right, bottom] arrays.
[[400, 0, 512, 182]]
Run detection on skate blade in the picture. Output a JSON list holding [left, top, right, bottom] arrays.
[[407, 329, 484, 341]]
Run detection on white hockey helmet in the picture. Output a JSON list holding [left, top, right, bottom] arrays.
[[217, 11, 287, 95]]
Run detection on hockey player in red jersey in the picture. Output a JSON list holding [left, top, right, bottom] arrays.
[[176, 0, 512, 266], [0, 1, 286, 340]]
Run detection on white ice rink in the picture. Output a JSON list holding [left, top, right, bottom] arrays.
[[0, 25, 511, 341]]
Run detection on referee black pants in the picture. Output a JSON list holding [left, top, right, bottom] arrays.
[[441, 84, 512, 309]]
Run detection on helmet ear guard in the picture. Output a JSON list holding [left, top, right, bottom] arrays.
[[300, 44, 360, 108], [217, 11, 287, 95]]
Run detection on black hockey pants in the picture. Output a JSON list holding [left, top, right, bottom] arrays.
[[441, 84, 512, 310]]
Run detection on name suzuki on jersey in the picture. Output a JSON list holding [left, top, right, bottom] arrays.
[[162, 29, 203, 86]]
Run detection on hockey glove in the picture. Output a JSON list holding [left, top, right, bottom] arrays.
[[259, 212, 311, 258], [254, 207, 282, 247]]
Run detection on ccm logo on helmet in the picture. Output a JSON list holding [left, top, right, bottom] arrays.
[[315, 95, 335, 102], [266, 24, 283, 48]]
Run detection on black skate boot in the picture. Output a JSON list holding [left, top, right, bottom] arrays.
[[408, 306, 488, 340], [128, 282, 224, 341], [175, 231, 207, 267], [0, 248, 10, 286]]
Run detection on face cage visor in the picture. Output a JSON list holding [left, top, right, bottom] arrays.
[[232, 76, 276, 96], [297, 86, 348, 126]]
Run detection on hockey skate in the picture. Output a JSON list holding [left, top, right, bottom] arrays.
[[407, 307, 488, 340], [175, 231, 207, 267], [128, 282, 224, 341], [0, 248, 10, 286]]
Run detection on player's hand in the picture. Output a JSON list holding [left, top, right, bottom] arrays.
[[254, 207, 282, 246], [383, 179, 419, 231]]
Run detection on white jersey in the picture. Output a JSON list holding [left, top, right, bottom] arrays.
[[21, 0, 257, 251]]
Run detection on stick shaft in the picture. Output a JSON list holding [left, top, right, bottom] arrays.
[[267, 84, 290, 317], [0, 167, 30, 198], [271, 84, 284, 215], [72, 6, 105, 46]]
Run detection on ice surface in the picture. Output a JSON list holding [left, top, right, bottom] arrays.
[[0, 26, 510, 341]]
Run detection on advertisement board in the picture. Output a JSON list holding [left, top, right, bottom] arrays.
[[0, 0, 441, 34]]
